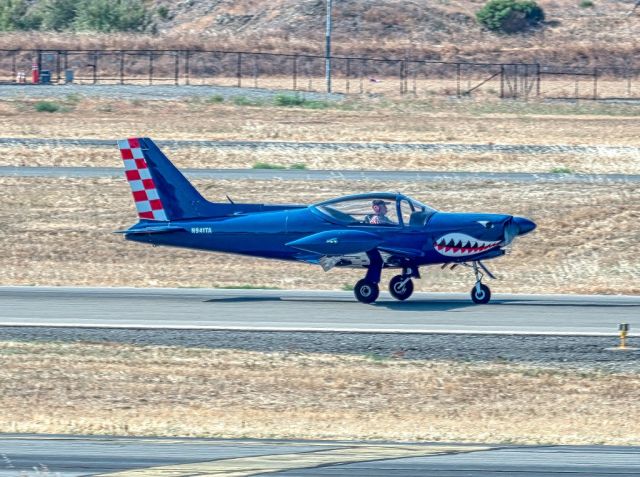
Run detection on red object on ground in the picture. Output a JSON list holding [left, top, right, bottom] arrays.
[[31, 61, 39, 84]]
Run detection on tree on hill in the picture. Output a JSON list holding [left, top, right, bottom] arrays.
[[38, 0, 78, 31], [0, 0, 152, 32], [0, 0, 41, 30], [476, 0, 545, 33]]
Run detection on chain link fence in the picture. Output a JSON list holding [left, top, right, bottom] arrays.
[[3, 48, 640, 101]]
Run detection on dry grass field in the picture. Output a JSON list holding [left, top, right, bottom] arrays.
[[4, 98, 640, 146], [1, 341, 637, 444], [1, 176, 637, 295], [4, 144, 639, 175]]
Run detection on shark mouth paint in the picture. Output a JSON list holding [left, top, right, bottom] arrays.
[[434, 233, 501, 257]]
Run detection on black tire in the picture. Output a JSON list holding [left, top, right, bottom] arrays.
[[354, 279, 380, 304], [470, 283, 491, 304], [389, 275, 414, 301]]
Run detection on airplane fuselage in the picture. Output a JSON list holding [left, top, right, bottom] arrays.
[[126, 206, 516, 267]]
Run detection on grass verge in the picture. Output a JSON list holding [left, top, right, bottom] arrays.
[[1, 341, 637, 444]]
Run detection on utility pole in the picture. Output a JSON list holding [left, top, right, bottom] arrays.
[[325, 0, 332, 93]]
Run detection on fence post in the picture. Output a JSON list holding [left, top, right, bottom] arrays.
[[63, 50, 68, 80], [399, 60, 405, 95], [56, 51, 61, 83], [593, 67, 598, 100], [174, 51, 179, 85], [500, 64, 504, 98], [119, 51, 124, 84], [185, 50, 190, 85], [11, 50, 16, 82], [536, 63, 541, 98], [293, 55, 298, 91], [456, 63, 461, 97], [149, 51, 153, 85], [346, 58, 350, 94], [403, 59, 409, 94], [237, 52, 242, 88], [93, 51, 98, 84]]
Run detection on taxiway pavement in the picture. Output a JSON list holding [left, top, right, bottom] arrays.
[[0, 435, 638, 477], [2, 165, 638, 183]]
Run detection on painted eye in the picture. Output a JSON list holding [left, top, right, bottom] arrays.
[[477, 221, 493, 229]]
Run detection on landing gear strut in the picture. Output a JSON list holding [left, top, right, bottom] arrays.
[[353, 250, 383, 304], [470, 261, 492, 304]]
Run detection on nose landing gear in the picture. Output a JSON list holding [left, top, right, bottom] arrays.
[[469, 261, 493, 304]]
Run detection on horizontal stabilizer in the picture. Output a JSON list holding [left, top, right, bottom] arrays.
[[286, 230, 382, 256], [115, 225, 187, 235]]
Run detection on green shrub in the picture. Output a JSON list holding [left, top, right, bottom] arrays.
[[274, 94, 306, 106], [157, 5, 170, 20], [274, 94, 330, 109], [35, 101, 60, 113], [476, 0, 545, 33], [0, 0, 151, 32], [289, 163, 307, 170], [206, 94, 225, 104], [232, 96, 262, 106], [550, 166, 572, 173], [73, 0, 151, 32], [579, 0, 594, 7], [252, 162, 287, 170], [0, 0, 42, 30], [37, 0, 77, 31]]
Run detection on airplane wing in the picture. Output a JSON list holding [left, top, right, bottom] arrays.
[[286, 230, 383, 256], [377, 246, 424, 258]]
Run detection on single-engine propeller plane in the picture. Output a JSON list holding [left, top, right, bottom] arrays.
[[117, 138, 536, 304]]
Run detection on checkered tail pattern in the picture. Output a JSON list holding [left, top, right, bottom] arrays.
[[118, 138, 168, 221]]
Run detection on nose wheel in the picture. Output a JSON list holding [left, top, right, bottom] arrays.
[[389, 274, 414, 301], [469, 261, 493, 304], [354, 279, 379, 304], [471, 282, 491, 304]]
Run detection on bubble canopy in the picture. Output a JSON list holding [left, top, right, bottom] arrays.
[[311, 193, 437, 227]]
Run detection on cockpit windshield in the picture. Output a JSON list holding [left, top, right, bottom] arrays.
[[312, 194, 437, 227]]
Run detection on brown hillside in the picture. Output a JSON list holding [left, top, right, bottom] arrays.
[[7, 0, 640, 66]]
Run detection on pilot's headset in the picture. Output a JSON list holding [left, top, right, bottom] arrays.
[[372, 200, 386, 213]]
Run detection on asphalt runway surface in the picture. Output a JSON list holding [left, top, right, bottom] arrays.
[[2, 165, 638, 183], [0, 435, 638, 477], [2, 287, 638, 336]]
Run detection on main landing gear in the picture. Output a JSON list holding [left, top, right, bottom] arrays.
[[353, 251, 419, 304]]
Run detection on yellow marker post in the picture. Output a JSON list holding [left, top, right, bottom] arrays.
[[619, 323, 629, 350]]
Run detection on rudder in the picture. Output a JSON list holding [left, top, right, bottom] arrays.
[[118, 137, 210, 221]]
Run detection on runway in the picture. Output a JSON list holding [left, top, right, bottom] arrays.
[[0, 435, 638, 477], [2, 165, 638, 183], [1, 287, 638, 336]]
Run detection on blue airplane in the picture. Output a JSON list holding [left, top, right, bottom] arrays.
[[117, 137, 536, 304]]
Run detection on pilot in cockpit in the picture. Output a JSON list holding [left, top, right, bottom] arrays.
[[365, 199, 394, 225]]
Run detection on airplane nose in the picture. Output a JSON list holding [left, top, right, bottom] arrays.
[[512, 216, 536, 235]]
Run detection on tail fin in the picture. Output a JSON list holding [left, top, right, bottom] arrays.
[[118, 137, 210, 221]]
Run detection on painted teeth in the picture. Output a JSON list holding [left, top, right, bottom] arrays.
[[434, 233, 500, 257]]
